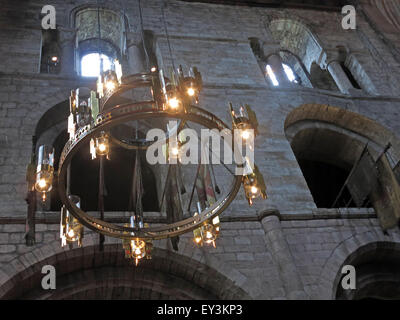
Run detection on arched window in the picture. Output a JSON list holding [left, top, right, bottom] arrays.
[[282, 64, 299, 84], [74, 7, 126, 77], [266, 63, 300, 87], [266, 65, 279, 86], [285, 106, 378, 209], [81, 53, 112, 77]]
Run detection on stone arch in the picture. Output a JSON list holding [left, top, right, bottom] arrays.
[[35, 99, 69, 147], [277, 49, 313, 88], [318, 232, 400, 299], [284, 103, 400, 208], [69, 4, 131, 33], [0, 237, 252, 300], [285, 104, 400, 163], [267, 17, 324, 71]]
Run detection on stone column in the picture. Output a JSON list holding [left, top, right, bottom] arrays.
[[326, 60, 354, 94], [59, 29, 76, 77], [126, 32, 146, 75], [261, 214, 308, 299], [266, 53, 293, 87]]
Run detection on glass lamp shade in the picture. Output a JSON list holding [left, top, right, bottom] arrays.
[[182, 78, 198, 99], [126, 239, 147, 265], [243, 174, 260, 198], [202, 223, 218, 245], [243, 173, 261, 206], [193, 227, 203, 245], [60, 195, 83, 247], [35, 170, 54, 193], [103, 70, 118, 92], [236, 121, 254, 143], [168, 143, 183, 163], [76, 101, 91, 127], [35, 145, 54, 193], [165, 86, 182, 112], [95, 132, 110, 156]]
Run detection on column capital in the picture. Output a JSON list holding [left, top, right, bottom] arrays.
[[321, 48, 349, 69]]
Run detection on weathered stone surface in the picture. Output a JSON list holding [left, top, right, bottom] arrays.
[[0, 0, 398, 300]]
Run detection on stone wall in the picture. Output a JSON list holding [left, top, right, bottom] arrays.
[[0, 0, 399, 299]]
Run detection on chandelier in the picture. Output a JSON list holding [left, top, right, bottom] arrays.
[[29, 0, 267, 265], [35, 61, 266, 264], [32, 61, 267, 264]]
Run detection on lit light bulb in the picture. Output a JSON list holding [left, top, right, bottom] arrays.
[[171, 147, 179, 156], [106, 81, 116, 91], [241, 130, 251, 140], [51, 56, 58, 62], [151, 66, 157, 72], [68, 229, 75, 238], [168, 97, 180, 109], [251, 186, 258, 194], [38, 179, 47, 189], [187, 87, 195, 97], [95, 133, 109, 156], [206, 231, 213, 239], [194, 237, 202, 244], [98, 143, 107, 153], [134, 247, 141, 255]]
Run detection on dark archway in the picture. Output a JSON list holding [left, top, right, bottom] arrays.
[[34, 100, 69, 140], [0, 245, 249, 300], [288, 126, 370, 208], [297, 159, 354, 208], [50, 130, 159, 212], [335, 242, 400, 300], [283, 104, 398, 209]]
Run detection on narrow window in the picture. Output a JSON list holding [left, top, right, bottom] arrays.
[[266, 63, 299, 86], [266, 65, 279, 86], [81, 53, 112, 77]]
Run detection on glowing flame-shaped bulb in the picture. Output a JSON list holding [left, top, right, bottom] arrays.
[[168, 97, 180, 110]]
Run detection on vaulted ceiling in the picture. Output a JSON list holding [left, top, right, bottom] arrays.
[[179, 0, 351, 11]]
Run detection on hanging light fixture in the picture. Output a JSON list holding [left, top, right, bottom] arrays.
[[26, 0, 268, 267], [242, 161, 267, 206], [230, 103, 259, 145], [34, 145, 54, 201], [122, 216, 152, 265], [192, 213, 220, 248], [95, 131, 110, 156], [60, 195, 84, 247], [32, 58, 267, 266]]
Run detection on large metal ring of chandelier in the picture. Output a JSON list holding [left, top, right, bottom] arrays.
[[57, 72, 243, 240]]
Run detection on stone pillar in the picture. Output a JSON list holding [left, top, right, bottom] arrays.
[[266, 53, 293, 87], [326, 60, 354, 94], [261, 214, 308, 299], [126, 32, 146, 75], [59, 29, 76, 77]]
